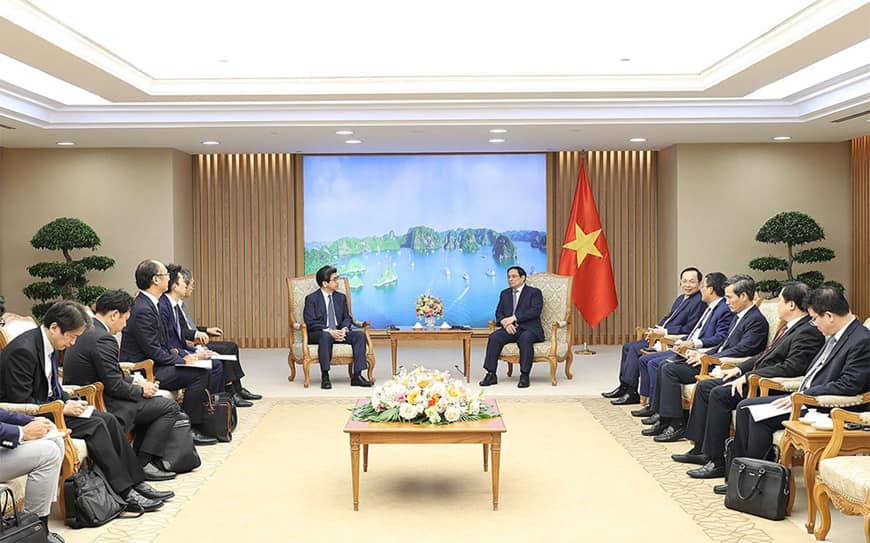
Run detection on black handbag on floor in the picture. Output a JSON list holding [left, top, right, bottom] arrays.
[[200, 392, 236, 442], [724, 457, 790, 520], [63, 463, 135, 528], [0, 485, 46, 543], [161, 412, 201, 473]]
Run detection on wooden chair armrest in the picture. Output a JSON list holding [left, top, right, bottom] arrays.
[[646, 331, 664, 348], [554, 320, 568, 328], [63, 384, 104, 411], [791, 391, 870, 420], [698, 355, 721, 376], [635, 326, 647, 342], [488, 320, 497, 333], [821, 408, 870, 460], [759, 376, 803, 396], [120, 360, 155, 382], [717, 356, 749, 367], [660, 337, 677, 349], [292, 322, 302, 330], [747, 374, 761, 398], [352, 319, 369, 329], [0, 401, 69, 432]]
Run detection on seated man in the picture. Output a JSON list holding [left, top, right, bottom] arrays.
[[714, 286, 870, 495], [178, 267, 261, 405], [674, 282, 823, 478], [120, 259, 217, 445], [303, 265, 372, 390], [646, 274, 769, 442], [63, 289, 182, 482], [0, 301, 168, 513], [603, 267, 705, 404], [628, 272, 733, 407], [0, 408, 64, 543], [479, 266, 544, 389]]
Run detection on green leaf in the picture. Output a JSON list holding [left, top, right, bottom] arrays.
[[31, 303, 53, 322], [23, 282, 61, 301], [755, 280, 782, 295], [30, 217, 101, 251], [821, 280, 845, 292], [748, 256, 788, 272], [78, 255, 115, 271], [755, 211, 825, 246], [796, 271, 825, 288], [793, 247, 835, 264], [77, 285, 106, 306]]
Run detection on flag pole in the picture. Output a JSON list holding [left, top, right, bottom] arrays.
[[574, 153, 595, 356]]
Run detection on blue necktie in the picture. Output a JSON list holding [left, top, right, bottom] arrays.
[[49, 351, 63, 400], [327, 295, 337, 329]]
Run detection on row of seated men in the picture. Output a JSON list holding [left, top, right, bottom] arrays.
[[602, 268, 870, 497]]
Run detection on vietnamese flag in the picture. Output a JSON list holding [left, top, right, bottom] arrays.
[[557, 160, 618, 327]]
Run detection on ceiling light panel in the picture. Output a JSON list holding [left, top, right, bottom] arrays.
[[0, 53, 108, 105]]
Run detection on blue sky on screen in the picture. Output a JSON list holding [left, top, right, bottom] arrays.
[[303, 154, 546, 242]]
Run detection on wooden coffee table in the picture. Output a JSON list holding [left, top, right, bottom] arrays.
[[343, 399, 506, 511], [388, 326, 473, 382]]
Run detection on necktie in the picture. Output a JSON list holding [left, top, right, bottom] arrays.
[[173, 305, 184, 340], [715, 316, 741, 352], [661, 296, 689, 328], [752, 323, 788, 370], [512, 289, 519, 315], [688, 305, 713, 341], [327, 295, 337, 329], [49, 351, 63, 400], [799, 336, 837, 392]]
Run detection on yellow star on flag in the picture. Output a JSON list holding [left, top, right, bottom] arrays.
[[562, 223, 603, 267]]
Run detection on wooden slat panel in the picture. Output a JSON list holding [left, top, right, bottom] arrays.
[[852, 136, 870, 319]]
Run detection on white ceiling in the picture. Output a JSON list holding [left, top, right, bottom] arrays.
[[0, 0, 868, 153]]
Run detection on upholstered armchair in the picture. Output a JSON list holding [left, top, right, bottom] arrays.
[[486, 273, 574, 386], [813, 408, 870, 542], [286, 275, 375, 388]]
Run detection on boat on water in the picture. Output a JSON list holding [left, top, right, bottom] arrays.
[[485, 269, 496, 277], [374, 267, 398, 287]]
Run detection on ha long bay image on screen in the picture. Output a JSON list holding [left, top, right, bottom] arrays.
[[304, 227, 547, 328]]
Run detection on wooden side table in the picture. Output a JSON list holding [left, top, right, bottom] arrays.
[[388, 327, 473, 382]]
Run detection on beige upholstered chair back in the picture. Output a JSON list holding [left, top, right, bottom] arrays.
[[525, 273, 573, 349], [864, 317, 870, 330], [287, 274, 351, 346], [757, 300, 782, 345]]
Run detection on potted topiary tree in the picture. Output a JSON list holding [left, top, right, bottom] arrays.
[[23, 217, 115, 320], [748, 211, 843, 296]]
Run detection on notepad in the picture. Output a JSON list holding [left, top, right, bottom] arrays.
[[210, 354, 237, 361], [744, 402, 790, 422], [176, 360, 213, 369]]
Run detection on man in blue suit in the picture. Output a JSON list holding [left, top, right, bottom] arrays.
[[479, 266, 545, 389], [303, 265, 371, 390], [603, 267, 705, 404], [647, 274, 770, 442]]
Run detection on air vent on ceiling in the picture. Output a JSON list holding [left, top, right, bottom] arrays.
[[831, 109, 870, 123], [0, 123, 16, 130]]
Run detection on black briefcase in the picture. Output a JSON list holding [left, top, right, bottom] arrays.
[[161, 412, 201, 473], [724, 457, 790, 520], [0, 485, 48, 543], [200, 392, 236, 442]]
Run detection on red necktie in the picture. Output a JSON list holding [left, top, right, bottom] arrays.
[[752, 323, 788, 370]]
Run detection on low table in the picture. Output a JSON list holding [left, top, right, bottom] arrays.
[[343, 399, 506, 511], [388, 326, 473, 382]]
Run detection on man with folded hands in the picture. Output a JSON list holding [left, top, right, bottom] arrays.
[[672, 282, 823, 479]]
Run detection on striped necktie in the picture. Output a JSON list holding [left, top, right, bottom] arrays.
[[799, 336, 837, 392], [752, 323, 788, 370]]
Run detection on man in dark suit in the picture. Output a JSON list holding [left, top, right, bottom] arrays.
[[647, 274, 769, 442], [603, 267, 705, 404], [63, 289, 181, 481], [178, 267, 261, 404], [0, 301, 167, 512], [714, 286, 870, 495], [120, 259, 217, 445], [479, 265, 545, 389], [627, 272, 734, 407], [303, 265, 371, 390], [673, 282, 824, 478]]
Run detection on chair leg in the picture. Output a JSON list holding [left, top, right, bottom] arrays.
[[812, 483, 831, 541], [288, 354, 297, 382], [564, 356, 574, 380], [549, 360, 557, 386], [506, 363, 513, 377], [347, 364, 353, 379], [302, 361, 311, 388], [863, 513, 869, 543], [367, 356, 375, 384]]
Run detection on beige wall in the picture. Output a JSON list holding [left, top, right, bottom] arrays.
[[657, 142, 851, 311], [656, 145, 679, 311], [0, 148, 193, 315]]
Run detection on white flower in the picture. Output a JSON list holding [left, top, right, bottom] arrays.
[[468, 400, 480, 415], [444, 406, 461, 422], [399, 403, 417, 420]]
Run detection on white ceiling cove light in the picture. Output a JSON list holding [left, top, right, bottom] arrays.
[[336, 130, 354, 135], [345, 139, 362, 144], [201, 140, 220, 145], [489, 129, 508, 134], [55, 141, 75, 146], [0, 53, 108, 105], [773, 136, 791, 141], [629, 137, 647, 143], [488, 138, 505, 143]]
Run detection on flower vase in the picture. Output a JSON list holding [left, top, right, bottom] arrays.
[[424, 316, 437, 329]]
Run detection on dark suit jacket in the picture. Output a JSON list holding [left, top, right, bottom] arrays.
[[658, 292, 705, 335], [494, 284, 544, 339], [178, 302, 206, 342], [0, 408, 34, 449], [0, 327, 69, 404], [158, 295, 193, 355], [304, 290, 354, 333], [707, 304, 769, 359], [63, 319, 145, 432], [120, 292, 186, 368], [682, 299, 734, 349], [738, 315, 824, 378], [802, 319, 870, 397]]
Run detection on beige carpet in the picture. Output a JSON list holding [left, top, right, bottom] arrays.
[[55, 398, 829, 543]]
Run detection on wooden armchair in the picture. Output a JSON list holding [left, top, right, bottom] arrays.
[[286, 275, 375, 388], [813, 408, 870, 542], [487, 273, 574, 386]]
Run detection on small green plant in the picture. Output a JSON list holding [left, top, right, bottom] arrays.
[[748, 211, 843, 295], [23, 218, 115, 320]]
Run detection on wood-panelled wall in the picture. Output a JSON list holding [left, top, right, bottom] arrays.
[[549, 151, 658, 345], [193, 154, 300, 347], [851, 135, 870, 319]]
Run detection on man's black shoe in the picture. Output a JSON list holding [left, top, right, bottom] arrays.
[[687, 461, 726, 479], [321, 373, 332, 390], [641, 420, 666, 436], [671, 449, 709, 465], [654, 425, 686, 443], [631, 405, 655, 417], [518, 374, 530, 388], [601, 385, 626, 399], [142, 462, 176, 481], [232, 393, 253, 407], [351, 375, 373, 387], [479, 372, 498, 387], [125, 488, 163, 512], [47, 533, 65, 543], [134, 482, 175, 501], [641, 413, 660, 425], [238, 387, 262, 400], [713, 483, 728, 495], [611, 391, 641, 405], [191, 428, 217, 446]]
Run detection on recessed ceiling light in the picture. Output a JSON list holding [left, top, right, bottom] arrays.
[[620, 58, 631, 62], [629, 137, 646, 143], [202, 140, 220, 145], [336, 130, 354, 135], [773, 136, 791, 141], [345, 139, 362, 144], [488, 138, 505, 143], [217, 58, 229, 64], [55, 141, 75, 146], [489, 128, 508, 134]]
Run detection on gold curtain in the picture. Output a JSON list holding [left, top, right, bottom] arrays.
[[193, 153, 300, 347], [852, 135, 870, 319], [549, 151, 658, 345]]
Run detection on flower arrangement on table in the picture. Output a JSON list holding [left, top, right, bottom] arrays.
[[415, 293, 443, 324], [351, 366, 500, 425]]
